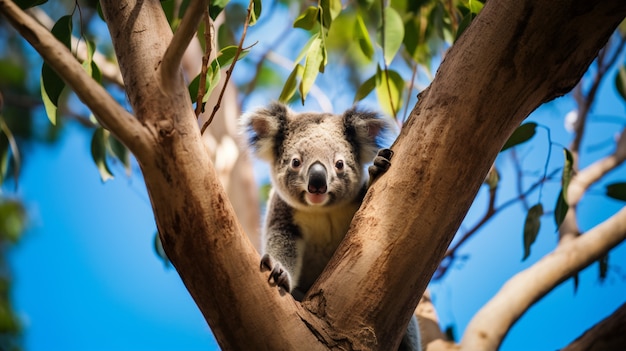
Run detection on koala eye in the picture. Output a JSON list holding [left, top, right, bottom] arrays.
[[335, 160, 344, 171], [291, 157, 302, 169]]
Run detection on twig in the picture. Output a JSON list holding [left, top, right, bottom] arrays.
[[434, 168, 560, 280], [201, 0, 254, 134], [161, 0, 209, 89]]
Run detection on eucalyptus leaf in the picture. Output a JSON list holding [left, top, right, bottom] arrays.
[[294, 6, 319, 30], [606, 182, 626, 201], [561, 148, 573, 202], [90, 127, 114, 182], [40, 73, 58, 125], [354, 74, 376, 102], [378, 6, 404, 66], [279, 64, 303, 103], [553, 189, 568, 231], [216, 46, 250, 67], [375, 66, 404, 117], [522, 203, 543, 261], [209, 0, 230, 20], [354, 14, 374, 60], [501, 122, 537, 151], [299, 37, 324, 104]]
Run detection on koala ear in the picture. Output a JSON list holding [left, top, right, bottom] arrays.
[[343, 107, 391, 164], [240, 102, 290, 161]]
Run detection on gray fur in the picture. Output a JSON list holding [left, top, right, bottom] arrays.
[[241, 102, 420, 351]]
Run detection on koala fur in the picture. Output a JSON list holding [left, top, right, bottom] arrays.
[[242, 102, 421, 351]]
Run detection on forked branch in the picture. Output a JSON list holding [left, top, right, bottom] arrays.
[[160, 0, 209, 88]]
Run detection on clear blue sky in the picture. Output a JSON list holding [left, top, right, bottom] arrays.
[[6, 2, 626, 351]]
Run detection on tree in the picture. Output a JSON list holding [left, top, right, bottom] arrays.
[[0, 0, 625, 350]]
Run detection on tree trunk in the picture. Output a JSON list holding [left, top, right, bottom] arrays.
[[2, 0, 625, 349]]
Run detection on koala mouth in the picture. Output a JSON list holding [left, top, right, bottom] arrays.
[[305, 192, 328, 206]]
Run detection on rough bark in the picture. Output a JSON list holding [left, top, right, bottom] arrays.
[[302, 0, 626, 349], [561, 302, 626, 351], [2, 0, 626, 350]]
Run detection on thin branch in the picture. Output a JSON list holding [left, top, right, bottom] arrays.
[[201, 0, 254, 134], [567, 127, 626, 205], [434, 168, 560, 280], [462, 206, 626, 351], [27, 7, 125, 87], [0, 0, 148, 155], [160, 0, 208, 89]]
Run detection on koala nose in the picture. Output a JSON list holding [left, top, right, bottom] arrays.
[[307, 162, 327, 194]]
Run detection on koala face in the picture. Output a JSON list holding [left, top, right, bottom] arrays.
[[242, 102, 389, 211]]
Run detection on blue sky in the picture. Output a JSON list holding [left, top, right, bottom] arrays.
[[5, 2, 626, 351]]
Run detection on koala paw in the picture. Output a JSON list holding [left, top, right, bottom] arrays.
[[368, 148, 394, 182], [260, 254, 292, 292]]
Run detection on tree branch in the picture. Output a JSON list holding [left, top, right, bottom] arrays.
[[461, 206, 626, 351], [561, 302, 626, 351], [303, 0, 626, 349], [567, 127, 626, 205], [0, 0, 148, 155], [160, 0, 208, 89], [27, 7, 125, 87]]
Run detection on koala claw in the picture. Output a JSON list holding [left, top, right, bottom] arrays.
[[368, 148, 394, 181], [260, 254, 291, 292]]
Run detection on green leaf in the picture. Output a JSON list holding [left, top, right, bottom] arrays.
[[209, 0, 230, 20], [606, 182, 626, 201], [375, 66, 404, 117], [153, 231, 171, 268], [299, 36, 324, 104], [81, 40, 96, 77], [561, 148, 573, 202], [0, 200, 26, 243], [188, 60, 221, 108], [468, 0, 484, 14], [554, 189, 569, 231], [294, 6, 319, 30], [278, 64, 303, 103], [40, 73, 58, 125], [599, 253, 609, 282], [320, 0, 341, 29], [108, 135, 131, 175], [379, 6, 404, 65], [51, 15, 73, 49], [90, 127, 114, 182], [91, 60, 102, 83], [455, 12, 475, 41], [501, 122, 537, 151], [522, 203, 543, 261], [249, 0, 262, 26], [354, 14, 374, 60], [615, 64, 626, 101], [354, 74, 376, 102], [216, 46, 250, 68], [15, 0, 47, 9]]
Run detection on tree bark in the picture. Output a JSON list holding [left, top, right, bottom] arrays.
[[303, 0, 626, 349], [561, 302, 626, 351]]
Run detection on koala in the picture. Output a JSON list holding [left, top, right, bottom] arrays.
[[242, 102, 420, 351]]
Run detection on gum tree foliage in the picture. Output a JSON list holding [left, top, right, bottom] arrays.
[[0, 0, 626, 350]]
